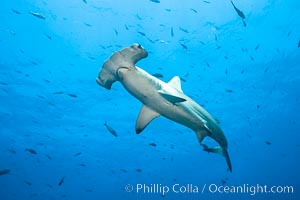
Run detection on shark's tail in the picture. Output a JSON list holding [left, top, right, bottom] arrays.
[[201, 144, 232, 172]]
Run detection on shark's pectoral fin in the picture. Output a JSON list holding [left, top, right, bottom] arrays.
[[158, 76, 187, 104], [158, 91, 187, 104], [167, 76, 183, 92], [201, 144, 232, 172], [136, 105, 160, 134]]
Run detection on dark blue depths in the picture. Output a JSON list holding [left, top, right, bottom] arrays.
[[0, 0, 299, 199]]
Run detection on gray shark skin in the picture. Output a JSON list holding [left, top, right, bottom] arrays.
[[96, 44, 232, 172]]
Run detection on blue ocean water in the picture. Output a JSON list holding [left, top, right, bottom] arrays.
[[0, 0, 299, 199]]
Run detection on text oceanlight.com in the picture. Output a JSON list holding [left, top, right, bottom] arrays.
[[124, 183, 294, 196]]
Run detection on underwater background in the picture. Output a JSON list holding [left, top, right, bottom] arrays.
[[0, 0, 299, 199]]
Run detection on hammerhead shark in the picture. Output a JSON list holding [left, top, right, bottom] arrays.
[[96, 44, 232, 172]]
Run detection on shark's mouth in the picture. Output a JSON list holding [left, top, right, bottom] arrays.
[[96, 67, 117, 90]]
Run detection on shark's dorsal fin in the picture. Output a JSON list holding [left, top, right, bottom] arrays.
[[158, 92, 187, 104], [167, 76, 183, 92], [136, 105, 160, 134]]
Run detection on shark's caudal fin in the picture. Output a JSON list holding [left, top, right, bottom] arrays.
[[136, 105, 160, 134], [201, 144, 232, 172]]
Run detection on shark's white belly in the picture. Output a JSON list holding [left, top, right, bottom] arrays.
[[118, 67, 221, 136]]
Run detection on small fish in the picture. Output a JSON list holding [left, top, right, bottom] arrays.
[[147, 37, 155, 44], [31, 61, 39, 65], [254, 44, 260, 50], [82, 0, 87, 4], [84, 22, 92, 27], [0, 169, 10, 176], [149, 142, 157, 147], [137, 31, 146, 36], [179, 27, 189, 33], [53, 91, 64, 94], [36, 95, 45, 99], [159, 39, 168, 44], [79, 163, 86, 167], [150, 0, 160, 3], [203, 1, 211, 3], [165, 9, 171, 12], [104, 121, 118, 137], [214, 34, 218, 41], [121, 169, 127, 173], [24, 180, 32, 186], [184, 73, 189, 78], [265, 141, 272, 145], [225, 89, 233, 93], [124, 24, 129, 30], [58, 176, 65, 186], [152, 73, 164, 78], [221, 179, 226, 185], [73, 152, 82, 157], [29, 12, 45, 19], [231, 1, 245, 19], [136, 169, 142, 172], [171, 27, 174, 37], [67, 93, 77, 98], [221, 178, 229, 185], [179, 42, 188, 49], [44, 33, 52, 40], [113, 28, 118, 35], [25, 148, 37, 155], [215, 118, 221, 124], [190, 8, 198, 13], [88, 56, 95, 60], [298, 40, 300, 48], [135, 14, 142, 20], [180, 77, 187, 82], [11, 8, 21, 14], [7, 148, 16, 154], [0, 81, 8, 85], [45, 184, 53, 188]]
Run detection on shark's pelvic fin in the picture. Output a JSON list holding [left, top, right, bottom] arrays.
[[167, 76, 183, 92], [195, 130, 207, 144], [136, 105, 160, 134]]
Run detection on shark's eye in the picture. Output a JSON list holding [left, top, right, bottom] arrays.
[[132, 43, 143, 50], [136, 44, 142, 49]]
